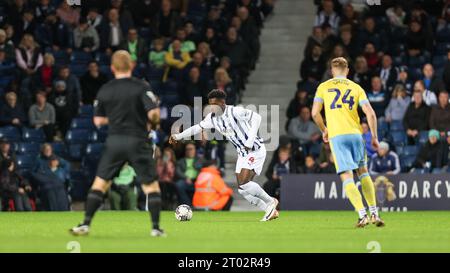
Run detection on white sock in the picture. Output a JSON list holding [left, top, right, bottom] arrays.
[[358, 208, 367, 219], [238, 189, 268, 211], [369, 205, 378, 216], [240, 181, 274, 205]]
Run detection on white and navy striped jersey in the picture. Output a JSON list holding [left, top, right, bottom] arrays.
[[199, 105, 264, 157]]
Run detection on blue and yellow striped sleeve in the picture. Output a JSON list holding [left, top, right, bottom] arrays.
[[314, 84, 324, 103], [358, 85, 369, 107]]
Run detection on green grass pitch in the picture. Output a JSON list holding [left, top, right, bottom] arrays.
[[0, 211, 449, 253]]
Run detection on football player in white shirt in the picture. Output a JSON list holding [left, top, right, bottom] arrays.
[[169, 89, 279, 221]]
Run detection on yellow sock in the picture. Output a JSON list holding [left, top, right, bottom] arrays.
[[343, 178, 365, 216], [359, 173, 376, 207]]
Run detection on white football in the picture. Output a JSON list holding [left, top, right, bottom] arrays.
[[175, 204, 193, 221]]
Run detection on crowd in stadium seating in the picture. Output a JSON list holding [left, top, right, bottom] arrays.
[[0, 0, 274, 211], [263, 0, 450, 199]]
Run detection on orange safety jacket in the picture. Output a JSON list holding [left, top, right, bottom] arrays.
[[193, 167, 233, 210]]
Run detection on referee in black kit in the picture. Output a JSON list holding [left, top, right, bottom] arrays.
[[70, 50, 165, 237]]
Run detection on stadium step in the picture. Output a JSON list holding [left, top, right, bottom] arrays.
[[227, 0, 316, 211]]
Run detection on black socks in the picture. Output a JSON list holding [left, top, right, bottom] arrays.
[[83, 190, 104, 226], [147, 192, 162, 230]]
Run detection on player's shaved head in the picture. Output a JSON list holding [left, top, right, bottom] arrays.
[[111, 50, 133, 74]]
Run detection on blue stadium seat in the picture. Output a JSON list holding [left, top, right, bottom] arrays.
[[52, 50, 69, 65], [0, 76, 14, 89], [22, 127, 46, 143], [138, 27, 153, 41], [390, 121, 404, 131], [89, 129, 108, 143], [70, 64, 86, 77], [71, 117, 95, 130], [435, 42, 450, 55], [419, 131, 429, 145], [0, 126, 21, 142], [71, 51, 93, 64], [66, 129, 92, 144], [51, 142, 68, 158], [147, 66, 164, 81], [390, 131, 407, 146], [402, 145, 418, 156], [432, 55, 447, 69], [82, 143, 104, 175], [68, 144, 85, 160], [15, 142, 40, 156], [16, 154, 35, 171], [95, 52, 111, 65], [395, 145, 404, 155], [99, 65, 113, 78], [78, 105, 94, 117], [400, 155, 416, 171]]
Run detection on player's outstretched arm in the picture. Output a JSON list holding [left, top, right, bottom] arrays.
[[361, 102, 379, 151], [169, 124, 203, 145]]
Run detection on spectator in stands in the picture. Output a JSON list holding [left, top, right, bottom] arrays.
[[443, 50, 450, 92], [99, 8, 126, 54], [385, 85, 411, 123], [358, 16, 388, 55], [352, 55, 371, 91], [304, 26, 323, 58], [34, 10, 72, 52], [286, 89, 312, 129], [239, 0, 263, 29], [376, 54, 397, 93], [49, 80, 76, 136], [164, 39, 191, 82], [183, 67, 207, 106], [131, 0, 160, 27], [369, 141, 400, 175], [361, 120, 376, 158], [403, 90, 431, 145], [202, 27, 219, 55], [185, 51, 210, 82], [175, 143, 203, 206], [386, 4, 407, 28], [197, 42, 219, 75], [149, 38, 167, 69], [193, 160, 233, 211], [300, 155, 320, 174], [54, 65, 82, 105], [184, 21, 199, 44], [406, 20, 432, 57], [314, 0, 340, 34], [34, 0, 56, 23], [300, 44, 325, 82], [153, 0, 180, 39], [338, 28, 357, 60], [32, 155, 70, 211], [120, 27, 147, 64], [7, 0, 29, 30], [0, 159, 32, 211], [218, 27, 251, 83], [0, 139, 16, 167], [421, 63, 444, 95], [288, 106, 321, 153], [86, 8, 103, 29], [367, 76, 388, 118], [395, 66, 413, 95], [12, 9, 36, 44], [56, 1, 80, 27], [0, 92, 26, 127], [15, 34, 43, 78], [414, 129, 448, 173], [363, 42, 380, 71], [339, 4, 359, 31], [28, 91, 55, 142], [212, 67, 237, 105], [157, 147, 177, 209], [73, 17, 100, 53], [108, 0, 135, 30], [263, 147, 297, 200], [237, 6, 260, 69], [429, 90, 450, 137], [32, 53, 56, 95], [169, 27, 196, 54], [33, 143, 70, 174], [412, 80, 437, 106], [80, 61, 108, 105], [0, 29, 16, 61], [109, 163, 137, 210]]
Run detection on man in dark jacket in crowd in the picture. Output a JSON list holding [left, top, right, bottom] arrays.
[[0, 92, 27, 127], [429, 90, 450, 137], [0, 139, 16, 167], [263, 147, 298, 200], [369, 142, 401, 175], [403, 90, 431, 144], [0, 160, 32, 211], [414, 130, 448, 173], [80, 61, 108, 105], [218, 27, 251, 82], [119, 28, 148, 64]]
